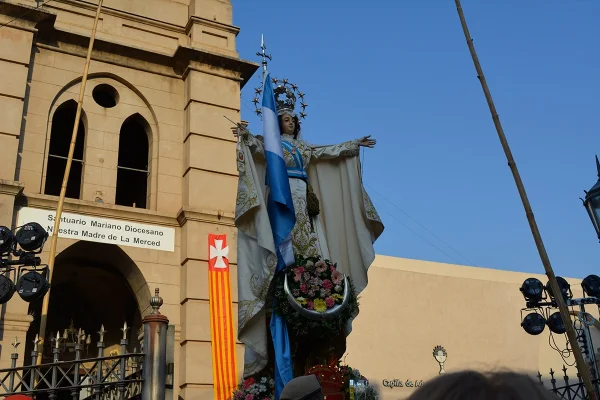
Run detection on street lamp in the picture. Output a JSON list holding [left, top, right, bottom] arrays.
[[582, 156, 600, 241]]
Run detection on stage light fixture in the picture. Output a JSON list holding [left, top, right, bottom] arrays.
[[582, 275, 600, 298], [547, 312, 567, 334], [15, 223, 48, 252], [16, 270, 49, 302], [0, 274, 16, 304], [520, 278, 545, 303], [546, 277, 572, 301], [521, 312, 546, 335], [0, 226, 15, 254]]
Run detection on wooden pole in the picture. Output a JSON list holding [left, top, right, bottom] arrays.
[[453, 1, 598, 398], [36, 0, 104, 365]]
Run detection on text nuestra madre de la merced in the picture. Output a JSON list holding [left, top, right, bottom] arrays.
[[46, 214, 165, 247]]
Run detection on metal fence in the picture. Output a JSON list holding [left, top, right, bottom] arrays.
[[538, 366, 600, 400], [0, 288, 168, 400]]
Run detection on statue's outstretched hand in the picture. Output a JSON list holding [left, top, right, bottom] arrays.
[[358, 135, 376, 148], [231, 124, 250, 139]]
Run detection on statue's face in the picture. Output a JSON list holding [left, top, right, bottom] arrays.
[[280, 113, 295, 136]]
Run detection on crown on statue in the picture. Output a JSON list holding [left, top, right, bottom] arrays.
[[252, 77, 308, 120]]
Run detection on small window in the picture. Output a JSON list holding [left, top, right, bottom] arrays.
[[115, 114, 149, 208], [45, 101, 85, 199], [92, 84, 119, 108]]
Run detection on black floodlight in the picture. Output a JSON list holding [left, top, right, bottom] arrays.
[[15, 223, 48, 252], [547, 312, 567, 334], [546, 277, 573, 301], [0, 226, 15, 254], [16, 270, 49, 302], [0, 274, 16, 304], [582, 275, 600, 298], [520, 278, 545, 303], [521, 312, 546, 335]]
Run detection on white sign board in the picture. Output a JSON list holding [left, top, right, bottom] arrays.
[[16, 207, 175, 252]]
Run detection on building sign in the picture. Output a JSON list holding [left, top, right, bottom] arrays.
[[382, 379, 425, 388], [16, 207, 175, 252]]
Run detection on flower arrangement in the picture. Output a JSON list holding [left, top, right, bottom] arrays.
[[289, 257, 345, 312], [232, 374, 275, 400], [336, 362, 379, 400], [273, 255, 359, 338]]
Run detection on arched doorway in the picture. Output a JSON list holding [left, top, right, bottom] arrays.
[[25, 242, 149, 363]]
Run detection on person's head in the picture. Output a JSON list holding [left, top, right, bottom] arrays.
[[278, 111, 301, 138], [280, 375, 323, 400], [407, 371, 557, 400]]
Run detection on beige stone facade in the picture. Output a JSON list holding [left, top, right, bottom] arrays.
[[0, 1, 596, 400], [0, 0, 256, 398], [347, 256, 600, 400]]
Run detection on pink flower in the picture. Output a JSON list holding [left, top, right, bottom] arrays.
[[295, 266, 305, 274], [322, 279, 333, 289], [243, 377, 255, 389], [294, 270, 303, 282], [300, 283, 308, 294], [331, 270, 343, 285], [315, 260, 327, 273], [245, 395, 254, 400], [306, 300, 314, 310], [325, 297, 335, 308], [330, 265, 336, 273]]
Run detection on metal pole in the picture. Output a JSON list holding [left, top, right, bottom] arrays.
[[36, 0, 104, 365], [142, 289, 169, 400], [453, 1, 598, 399]]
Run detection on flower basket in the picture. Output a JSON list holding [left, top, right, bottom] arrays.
[[273, 256, 359, 338], [232, 373, 276, 400]]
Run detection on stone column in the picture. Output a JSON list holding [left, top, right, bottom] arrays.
[[142, 289, 169, 400]]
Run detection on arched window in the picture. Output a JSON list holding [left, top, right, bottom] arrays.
[[45, 100, 85, 199], [115, 114, 149, 208]]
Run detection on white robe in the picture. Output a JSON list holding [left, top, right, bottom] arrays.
[[234, 133, 384, 377]]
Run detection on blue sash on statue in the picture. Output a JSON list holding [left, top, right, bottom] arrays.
[[282, 140, 308, 180]]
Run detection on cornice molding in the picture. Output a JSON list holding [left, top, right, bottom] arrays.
[[184, 15, 240, 36], [0, 1, 259, 86], [16, 192, 179, 227], [0, 179, 24, 196], [176, 206, 235, 227]]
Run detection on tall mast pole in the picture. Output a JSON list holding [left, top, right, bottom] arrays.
[[454, 1, 597, 398], [256, 34, 271, 82], [36, 0, 104, 365]]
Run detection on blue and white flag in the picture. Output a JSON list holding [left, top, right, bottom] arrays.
[[263, 73, 296, 399]]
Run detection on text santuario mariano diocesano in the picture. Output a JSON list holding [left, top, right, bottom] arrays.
[[46, 214, 165, 247]]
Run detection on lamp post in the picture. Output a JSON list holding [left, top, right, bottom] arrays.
[[582, 156, 600, 241]]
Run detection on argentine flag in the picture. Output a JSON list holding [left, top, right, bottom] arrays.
[[263, 73, 296, 398]]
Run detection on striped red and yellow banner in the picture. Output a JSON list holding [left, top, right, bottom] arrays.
[[208, 234, 238, 400]]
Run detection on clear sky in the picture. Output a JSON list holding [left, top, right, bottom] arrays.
[[231, 0, 600, 279]]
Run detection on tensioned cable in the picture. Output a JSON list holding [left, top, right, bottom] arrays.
[[366, 183, 476, 266]]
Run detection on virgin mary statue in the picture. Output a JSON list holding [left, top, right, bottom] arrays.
[[234, 78, 384, 377]]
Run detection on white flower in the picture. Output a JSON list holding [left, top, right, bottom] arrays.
[[261, 377, 267, 384]]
